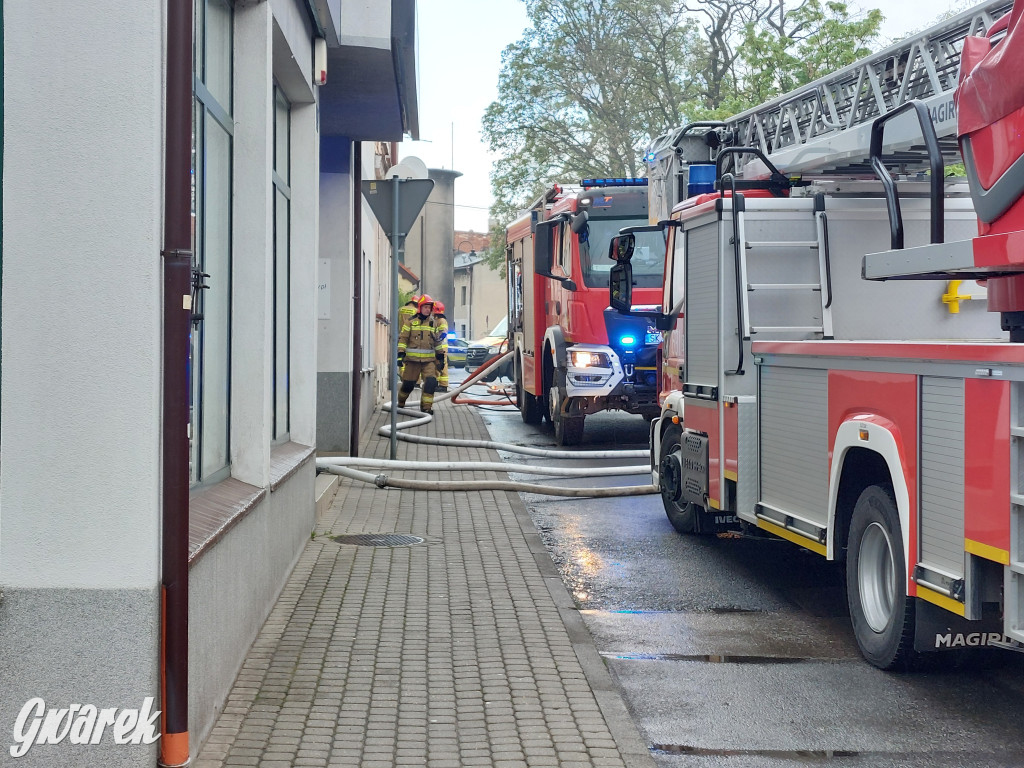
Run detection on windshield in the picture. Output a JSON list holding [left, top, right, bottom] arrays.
[[579, 218, 666, 289], [488, 316, 508, 337]]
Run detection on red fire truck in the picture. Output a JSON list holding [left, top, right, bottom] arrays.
[[612, 0, 1024, 669], [506, 180, 668, 445]]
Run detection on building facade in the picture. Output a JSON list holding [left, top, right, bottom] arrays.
[[0, 1, 418, 764], [453, 232, 507, 342]]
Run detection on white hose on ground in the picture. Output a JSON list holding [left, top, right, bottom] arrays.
[[365, 348, 656, 496], [377, 412, 649, 459], [315, 456, 649, 477], [323, 464, 658, 498]]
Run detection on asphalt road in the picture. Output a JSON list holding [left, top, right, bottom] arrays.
[[466, 383, 1024, 768]]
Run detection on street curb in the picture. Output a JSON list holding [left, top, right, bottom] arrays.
[[509, 490, 659, 768]]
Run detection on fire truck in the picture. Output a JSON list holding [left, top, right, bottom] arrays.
[[506, 180, 667, 445], [611, 0, 1024, 669]]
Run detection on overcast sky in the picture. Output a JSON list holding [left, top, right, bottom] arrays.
[[402, 0, 982, 232]]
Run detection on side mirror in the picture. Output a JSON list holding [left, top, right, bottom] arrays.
[[570, 209, 589, 234], [562, 279, 578, 292], [534, 218, 560, 279], [609, 262, 633, 313], [608, 233, 635, 263]]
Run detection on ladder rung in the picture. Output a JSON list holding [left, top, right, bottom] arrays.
[[750, 325, 824, 333], [1012, 493, 1024, 507], [1011, 426, 1024, 438], [746, 241, 820, 249], [748, 283, 822, 291]]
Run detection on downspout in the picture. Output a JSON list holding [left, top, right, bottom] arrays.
[[160, 0, 192, 765], [349, 141, 362, 457]]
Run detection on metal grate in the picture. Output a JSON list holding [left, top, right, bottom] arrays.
[[329, 534, 425, 547]]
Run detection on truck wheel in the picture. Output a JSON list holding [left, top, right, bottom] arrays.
[[659, 423, 699, 534], [516, 363, 543, 425], [846, 484, 916, 670], [550, 386, 585, 445]]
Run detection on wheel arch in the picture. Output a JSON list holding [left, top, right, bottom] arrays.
[[543, 325, 569, 370], [827, 417, 913, 572]]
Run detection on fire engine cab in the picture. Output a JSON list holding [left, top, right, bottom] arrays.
[[506, 180, 668, 445], [612, 0, 1024, 668]]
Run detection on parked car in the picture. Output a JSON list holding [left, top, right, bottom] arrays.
[[466, 317, 512, 381], [446, 336, 469, 368]]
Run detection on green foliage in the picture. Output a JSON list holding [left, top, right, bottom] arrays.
[[737, 1, 882, 102], [484, 0, 887, 238]]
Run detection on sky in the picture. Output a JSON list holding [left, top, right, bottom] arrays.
[[402, 0, 978, 233]]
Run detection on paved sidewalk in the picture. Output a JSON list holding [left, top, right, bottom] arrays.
[[194, 395, 655, 768]]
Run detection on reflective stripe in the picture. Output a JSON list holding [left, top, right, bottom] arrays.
[[405, 348, 434, 354]]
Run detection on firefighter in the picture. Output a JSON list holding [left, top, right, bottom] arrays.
[[396, 295, 447, 414], [433, 300, 450, 391], [397, 294, 419, 377]]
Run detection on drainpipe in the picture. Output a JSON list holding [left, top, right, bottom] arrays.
[[349, 141, 362, 457], [160, 0, 192, 765]]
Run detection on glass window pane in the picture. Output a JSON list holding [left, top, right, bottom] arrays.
[[274, 189, 290, 439], [275, 89, 290, 185], [190, 102, 204, 484], [194, 0, 205, 79], [206, 0, 232, 111], [201, 119, 232, 477]]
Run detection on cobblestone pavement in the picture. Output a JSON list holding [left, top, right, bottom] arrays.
[[194, 395, 655, 768]]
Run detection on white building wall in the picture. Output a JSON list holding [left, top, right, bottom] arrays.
[[1, 1, 322, 764], [0, 2, 164, 766]]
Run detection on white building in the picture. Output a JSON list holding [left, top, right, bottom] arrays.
[[0, 1, 419, 765]]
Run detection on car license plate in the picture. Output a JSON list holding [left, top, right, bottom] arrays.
[[645, 330, 663, 344]]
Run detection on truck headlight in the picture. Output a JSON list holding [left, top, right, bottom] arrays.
[[570, 350, 611, 368]]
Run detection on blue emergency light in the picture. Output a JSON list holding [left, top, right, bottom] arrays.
[[580, 177, 647, 189], [619, 334, 637, 347]]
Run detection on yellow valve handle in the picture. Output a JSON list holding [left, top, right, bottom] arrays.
[[941, 279, 973, 314]]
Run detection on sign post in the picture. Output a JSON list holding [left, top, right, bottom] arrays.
[[361, 175, 434, 459]]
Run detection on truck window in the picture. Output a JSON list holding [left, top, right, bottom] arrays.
[[579, 217, 665, 289]]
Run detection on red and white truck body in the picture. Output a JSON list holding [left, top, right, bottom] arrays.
[[617, 0, 1024, 667]]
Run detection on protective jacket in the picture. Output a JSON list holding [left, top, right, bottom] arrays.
[[398, 315, 446, 361]]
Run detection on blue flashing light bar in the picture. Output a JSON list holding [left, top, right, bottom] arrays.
[[581, 177, 647, 189]]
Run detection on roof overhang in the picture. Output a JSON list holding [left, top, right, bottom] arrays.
[[313, 0, 419, 141]]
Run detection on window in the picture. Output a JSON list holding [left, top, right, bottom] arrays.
[[191, 0, 233, 485], [578, 217, 666, 289], [272, 86, 291, 442], [461, 285, 467, 305]]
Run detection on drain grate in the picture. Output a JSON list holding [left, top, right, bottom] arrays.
[[329, 533, 425, 547]]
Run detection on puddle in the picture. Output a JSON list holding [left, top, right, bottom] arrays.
[[604, 652, 815, 664], [652, 744, 861, 760]]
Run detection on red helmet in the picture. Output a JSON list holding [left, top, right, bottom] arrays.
[[434, 300, 446, 314], [417, 294, 434, 312], [408, 294, 420, 305]]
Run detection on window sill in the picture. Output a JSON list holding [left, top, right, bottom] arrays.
[[189, 478, 266, 565], [270, 441, 315, 491], [188, 443, 313, 566]]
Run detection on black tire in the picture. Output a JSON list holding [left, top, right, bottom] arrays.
[[516, 361, 543, 425], [659, 423, 700, 534], [846, 484, 916, 670], [549, 385, 585, 446]]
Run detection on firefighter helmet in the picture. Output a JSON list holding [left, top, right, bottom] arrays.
[[417, 294, 434, 312], [434, 301, 446, 314], [408, 294, 420, 306]]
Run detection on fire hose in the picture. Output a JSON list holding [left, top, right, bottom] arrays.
[[317, 351, 659, 497]]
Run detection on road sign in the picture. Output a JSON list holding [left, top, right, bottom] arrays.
[[361, 178, 434, 242]]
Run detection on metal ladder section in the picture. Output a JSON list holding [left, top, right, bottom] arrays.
[[722, 0, 1012, 179], [734, 199, 834, 339], [1007, 383, 1024, 642]]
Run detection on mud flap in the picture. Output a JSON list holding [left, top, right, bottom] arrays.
[[913, 599, 1008, 653]]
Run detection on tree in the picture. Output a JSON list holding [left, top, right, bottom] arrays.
[[737, 0, 882, 101], [483, 0, 886, 257], [482, 0, 704, 267]]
